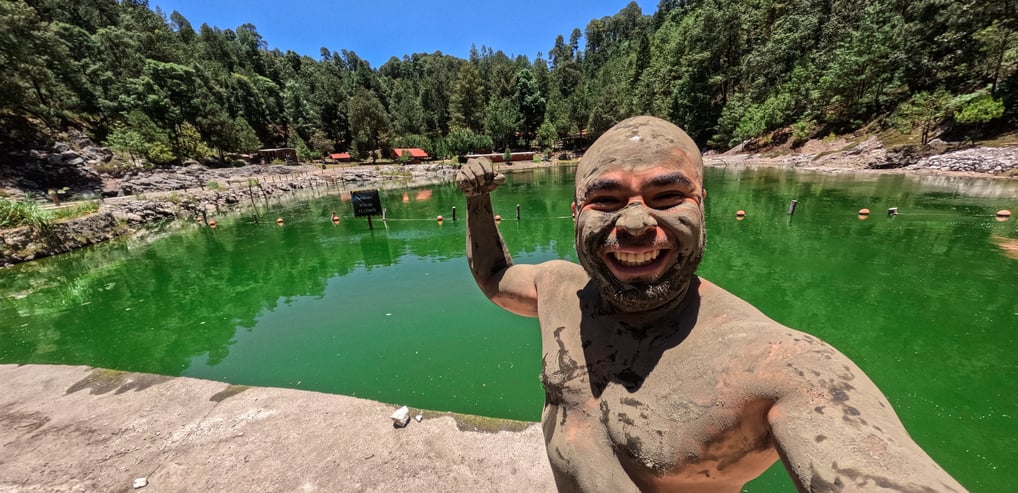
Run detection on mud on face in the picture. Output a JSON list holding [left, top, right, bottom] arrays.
[[573, 116, 706, 312]]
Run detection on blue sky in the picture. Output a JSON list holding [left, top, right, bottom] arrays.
[[150, 0, 655, 67]]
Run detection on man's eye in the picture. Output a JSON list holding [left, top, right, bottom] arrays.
[[650, 192, 685, 208], [587, 196, 623, 209]]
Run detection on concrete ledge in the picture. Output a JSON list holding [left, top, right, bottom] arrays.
[[0, 364, 554, 492]]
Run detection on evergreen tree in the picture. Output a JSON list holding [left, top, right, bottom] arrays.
[[347, 87, 390, 162], [450, 63, 486, 132]]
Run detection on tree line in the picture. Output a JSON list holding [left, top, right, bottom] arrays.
[[1, 0, 1014, 167]]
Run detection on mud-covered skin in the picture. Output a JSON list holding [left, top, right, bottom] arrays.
[[456, 116, 966, 492]]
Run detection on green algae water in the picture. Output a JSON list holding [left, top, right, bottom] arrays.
[[2, 165, 1016, 491]]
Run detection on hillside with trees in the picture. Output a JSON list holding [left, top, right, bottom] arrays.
[[1, 0, 1015, 172]]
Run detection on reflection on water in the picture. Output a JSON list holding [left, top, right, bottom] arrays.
[[991, 235, 1018, 259], [1, 166, 1016, 491]]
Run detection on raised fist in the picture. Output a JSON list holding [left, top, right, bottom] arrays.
[[456, 157, 506, 197]]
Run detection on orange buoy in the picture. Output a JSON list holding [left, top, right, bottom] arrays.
[[494, 215, 502, 222], [208, 220, 217, 229], [997, 210, 1012, 218], [436, 215, 444, 222], [331, 212, 340, 222], [735, 210, 745, 221], [859, 208, 871, 215]]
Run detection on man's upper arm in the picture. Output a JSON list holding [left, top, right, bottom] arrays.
[[766, 343, 966, 492], [483, 263, 540, 317]]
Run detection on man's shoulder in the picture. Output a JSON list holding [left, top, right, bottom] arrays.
[[697, 278, 771, 320], [696, 278, 855, 365], [533, 260, 588, 285], [696, 279, 821, 340]]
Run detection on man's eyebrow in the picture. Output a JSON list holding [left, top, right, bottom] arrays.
[[584, 178, 625, 194], [647, 172, 695, 189]]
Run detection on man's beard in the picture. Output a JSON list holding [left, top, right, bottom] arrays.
[[575, 213, 704, 313]]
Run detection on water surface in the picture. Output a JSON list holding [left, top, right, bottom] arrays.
[[2, 165, 1015, 491]]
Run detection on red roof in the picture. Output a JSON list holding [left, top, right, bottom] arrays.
[[394, 148, 429, 158], [330, 152, 351, 160]]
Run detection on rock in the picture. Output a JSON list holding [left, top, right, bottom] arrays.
[[910, 147, 1018, 174], [391, 406, 411, 428], [0, 213, 127, 266]]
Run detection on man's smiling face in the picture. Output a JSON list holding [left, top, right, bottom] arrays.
[[573, 117, 705, 312]]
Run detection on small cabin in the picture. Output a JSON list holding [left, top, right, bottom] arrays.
[[393, 148, 430, 164], [329, 152, 352, 162]]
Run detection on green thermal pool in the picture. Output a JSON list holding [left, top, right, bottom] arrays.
[[2, 165, 1015, 491]]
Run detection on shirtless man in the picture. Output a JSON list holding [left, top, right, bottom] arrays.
[[456, 116, 966, 492]]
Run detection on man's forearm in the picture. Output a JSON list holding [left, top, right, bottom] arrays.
[[465, 193, 513, 298]]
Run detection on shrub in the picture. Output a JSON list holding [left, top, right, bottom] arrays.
[[51, 201, 99, 220], [791, 120, 813, 146], [0, 197, 51, 229]]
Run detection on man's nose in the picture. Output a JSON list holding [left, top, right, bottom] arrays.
[[615, 202, 657, 236]]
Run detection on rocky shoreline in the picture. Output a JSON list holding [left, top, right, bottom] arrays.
[[1, 162, 459, 267], [708, 135, 1018, 176], [2, 132, 1016, 268]]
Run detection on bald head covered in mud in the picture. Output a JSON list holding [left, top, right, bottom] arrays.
[[457, 116, 966, 492]]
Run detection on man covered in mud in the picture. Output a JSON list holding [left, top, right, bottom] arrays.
[[456, 116, 965, 492]]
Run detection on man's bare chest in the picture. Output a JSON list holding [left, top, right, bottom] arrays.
[[539, 319, 778, 482]]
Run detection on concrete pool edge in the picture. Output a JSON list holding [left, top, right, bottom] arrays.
[[0, 364, 554, 492]]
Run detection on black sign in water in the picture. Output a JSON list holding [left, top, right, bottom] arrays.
[[351, 189, 382, 217]]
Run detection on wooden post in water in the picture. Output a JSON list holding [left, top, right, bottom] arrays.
[[787, 199, 798, 216], [452, 206, 457, 221], [516, 204, 521, 220], [247, 183, 258, 210]]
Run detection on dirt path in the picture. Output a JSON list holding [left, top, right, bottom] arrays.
[[0, 364, 554, 493]]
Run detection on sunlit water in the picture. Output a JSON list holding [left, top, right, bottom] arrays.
[[2, 165, 1016, 491]]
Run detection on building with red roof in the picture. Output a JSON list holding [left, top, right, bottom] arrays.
[[392, 148, 430, 163]]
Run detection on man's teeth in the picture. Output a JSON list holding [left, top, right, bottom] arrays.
[[613, 250, 660, 267]]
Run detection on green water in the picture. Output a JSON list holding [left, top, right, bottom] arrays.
[[2, 165, 1015, 491]]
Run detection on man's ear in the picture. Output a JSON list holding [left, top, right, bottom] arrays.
[[571, 201, 577, 220], [702, 188, 707, 203]]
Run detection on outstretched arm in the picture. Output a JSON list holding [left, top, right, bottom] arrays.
[[766, 338, 967, 492], [456, 158, 539, 317]]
